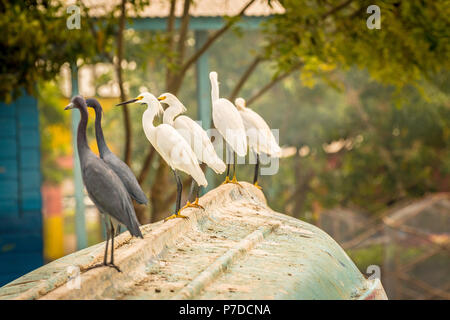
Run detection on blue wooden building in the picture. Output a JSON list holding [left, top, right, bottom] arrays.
[[0, 95, 43, 286]]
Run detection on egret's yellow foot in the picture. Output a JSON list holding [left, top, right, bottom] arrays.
[[230, 175, 243, 187], [181, 198, 204, 211], [221, 176, 231, 185], [253, 181, 262, 190], [164, 211, 189, 222], [193, 197, 203, 208]]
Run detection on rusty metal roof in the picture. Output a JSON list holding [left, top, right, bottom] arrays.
[[0, 182, 386, 300], [68, 0, 285, 18]]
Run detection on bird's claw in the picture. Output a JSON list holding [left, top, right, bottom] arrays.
[[193, 198, 205, 210], [181, 198, 204, 211], [85, 262, 121, 273], [107, 263, 122, 273], [85, 263, 105, 272], [221, 176, 231, 185], [221, 175, 242, 187], [164, 212, 190, 222], [253, 181, 263, 190], [230, 175, 243, 187]]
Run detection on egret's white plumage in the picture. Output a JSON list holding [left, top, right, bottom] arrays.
[[209, 71, 247, 157], [159, 93, 226, 174], [138, 92, 208, 187], [235, 97, 281, 157]]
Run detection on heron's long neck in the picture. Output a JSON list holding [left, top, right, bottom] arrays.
[[163, 104, 183, 125], [94, 108, 110, 157], [211, 78, 219, 102], [77, 105, 91, 159]]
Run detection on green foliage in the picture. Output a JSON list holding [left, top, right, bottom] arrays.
[[38, 80, 71, 184], [263, 0, 450, 89], [8, 1, 447, 219], [204, 27, 449, 218], [280, 70, 450, 215], [0, 0, 97, 103], [347, 245, 384, 272]]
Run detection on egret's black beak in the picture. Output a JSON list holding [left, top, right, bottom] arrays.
[[116, 98, 139, 106], [64, 102, 74, 110]]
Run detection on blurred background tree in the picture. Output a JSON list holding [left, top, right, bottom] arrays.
[[38, 80, 72, 185], [1, 0, 448, 225], [262, 0, 449, 91], [0, 0, 98, 102]]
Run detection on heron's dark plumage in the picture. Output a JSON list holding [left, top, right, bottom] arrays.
[[85, 98, 149, 205], [70, 96, 143, 238]]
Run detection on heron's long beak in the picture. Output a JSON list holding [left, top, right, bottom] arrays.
[[116, 98, 139, 106], [64, 102, 74, 110]]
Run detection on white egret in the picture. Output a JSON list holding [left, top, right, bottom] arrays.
[[235, 97, 282, 189], [209, 71, 247, 184], [116, 92, 208, 221], [158, 93, 226, 209]]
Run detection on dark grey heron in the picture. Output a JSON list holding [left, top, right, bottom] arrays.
[[65, 96, 143, 272], [85, 98, 148, 205]]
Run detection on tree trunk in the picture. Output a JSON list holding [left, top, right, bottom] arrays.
[[150, 159, 171, 222], [116, 0, 132, 166], [146, 0, 259, 222], [291, 154, 313, 219]]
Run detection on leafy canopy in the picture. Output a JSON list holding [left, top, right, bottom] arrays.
[[263, 0, 450, 88]]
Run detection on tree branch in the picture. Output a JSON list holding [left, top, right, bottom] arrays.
[[137, 146, 156, 184], [80, 1, 114, 63], [228, 55, 263, 102], [116, 0, 132, 165], [246, 64, 303, 106], [176, 0, 192, 65], [167, 0, 177, 41], [177, 0, 256, 78], [321, 0, 355, 19], [165, 0, 177, 87]]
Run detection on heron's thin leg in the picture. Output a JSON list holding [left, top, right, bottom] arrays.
[[85, 217, 113, 272], [109, 222, 114, 265], [253, 153, 262, 190], [103, 218, 110, 265], [165, 170, 189, 221], [108, 222, 121, 272]]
